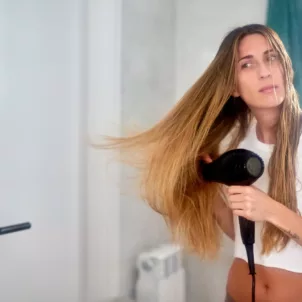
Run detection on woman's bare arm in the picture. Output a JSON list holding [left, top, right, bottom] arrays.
[[214, 193, 235, 240]]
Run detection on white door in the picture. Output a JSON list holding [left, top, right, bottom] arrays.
[[0, 1, 84, 301]]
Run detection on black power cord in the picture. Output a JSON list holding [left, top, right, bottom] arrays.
[[245, 244, 256, 302], [252, 274, 256, 302]]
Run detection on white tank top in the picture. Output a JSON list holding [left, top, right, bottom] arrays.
[[221, 119, 302, 273]]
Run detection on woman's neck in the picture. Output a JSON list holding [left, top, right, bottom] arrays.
[[252, 108, 281, 144]]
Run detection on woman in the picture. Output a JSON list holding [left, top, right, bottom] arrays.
[[101, 24, 302, 301]]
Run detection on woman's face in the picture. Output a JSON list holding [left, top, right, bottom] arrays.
[[233, 33, 285, 110]]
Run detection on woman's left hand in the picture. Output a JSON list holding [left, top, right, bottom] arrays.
[[227, 185, 276, 222]]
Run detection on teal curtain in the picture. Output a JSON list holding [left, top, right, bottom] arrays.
[[266, 1, 302, 105]]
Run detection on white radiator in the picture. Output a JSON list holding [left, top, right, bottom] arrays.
[[135, 244, 186, 302]]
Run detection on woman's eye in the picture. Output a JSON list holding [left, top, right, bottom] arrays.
[[268, 54, 278, 62], [241, 62, 252, 69]]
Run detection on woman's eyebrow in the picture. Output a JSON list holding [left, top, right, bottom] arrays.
[[238, 48, 275, 62]]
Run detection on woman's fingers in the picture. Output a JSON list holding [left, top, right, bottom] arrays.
[[229, 201, 244, 210], [201, 154, 213, 163], [228, 193, 245, 202]]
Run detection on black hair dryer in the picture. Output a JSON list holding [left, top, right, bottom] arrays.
[[201, 148, 264, 274]]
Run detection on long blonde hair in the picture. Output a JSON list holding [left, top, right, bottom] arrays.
[[99, 24, 301, 258]]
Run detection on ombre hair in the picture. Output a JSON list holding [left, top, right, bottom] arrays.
[[99, 24, 301, 258]]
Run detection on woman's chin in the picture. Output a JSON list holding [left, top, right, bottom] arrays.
[[258, 95, 284, 109]]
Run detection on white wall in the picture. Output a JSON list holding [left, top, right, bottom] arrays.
[[86, 0, 122, 300], [0, 0, 86, 301], [1, 1, 127, 301], [88, 1, 178, 301], [175, 1, 268, 301], [120, 0, 176, 298]]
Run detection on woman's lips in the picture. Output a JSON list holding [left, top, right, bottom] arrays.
[[259, 85, 278, 93]]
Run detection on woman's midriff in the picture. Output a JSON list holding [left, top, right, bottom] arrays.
[[226, 258, 302, 302]]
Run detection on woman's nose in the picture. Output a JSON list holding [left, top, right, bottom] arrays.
[[258, 62, 272, 79]]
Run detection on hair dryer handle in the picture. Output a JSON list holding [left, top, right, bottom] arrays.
[[239, 216, 255, 245]]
